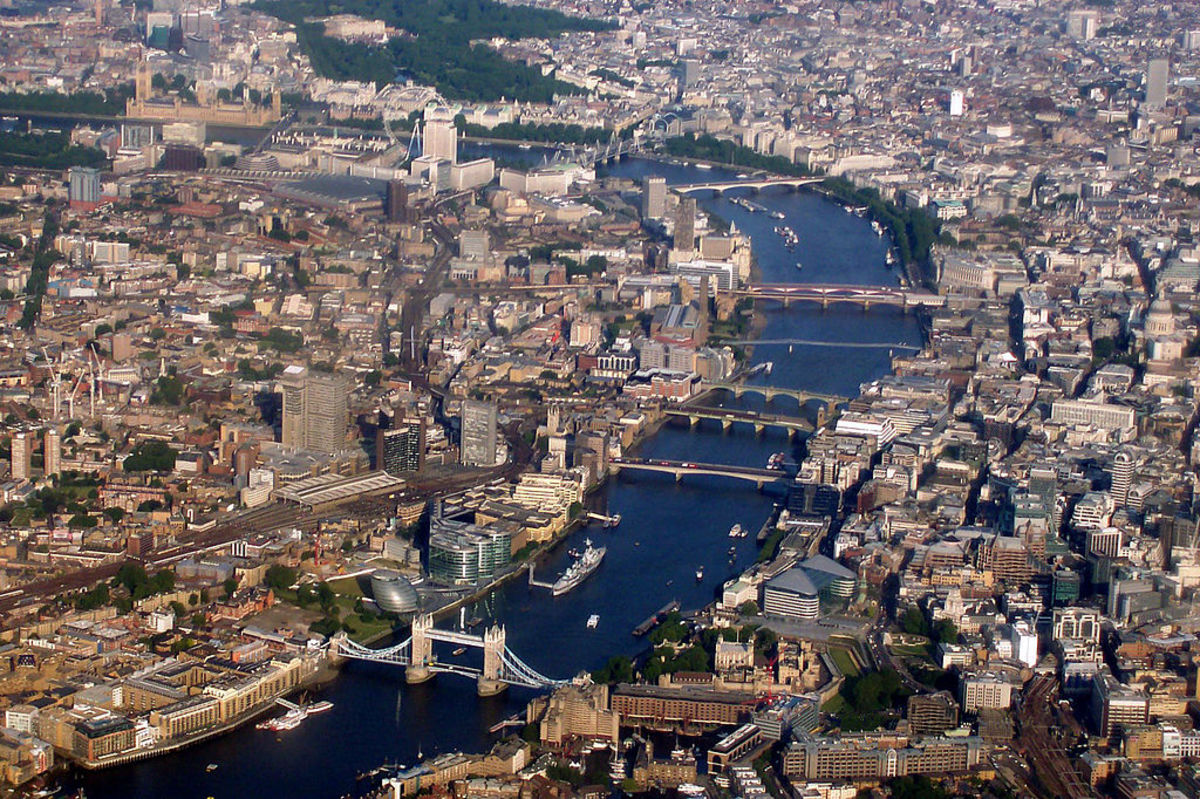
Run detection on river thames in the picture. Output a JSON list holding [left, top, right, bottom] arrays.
[[72, 154, 921, 799]]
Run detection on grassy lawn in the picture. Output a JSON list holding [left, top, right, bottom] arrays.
[[890, 643, 930, 657], [333, 595, 396, 643], [326, 575, 366, 598], [821, 693, 845, 714], [827, 645, 860, 677]]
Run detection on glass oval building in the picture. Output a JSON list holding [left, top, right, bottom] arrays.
[[370, 569, 420, 613]]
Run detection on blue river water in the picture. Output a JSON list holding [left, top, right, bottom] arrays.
[[72, 155, 919, 799]]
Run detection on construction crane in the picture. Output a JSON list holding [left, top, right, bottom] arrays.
[[40, 346, 63, 421]]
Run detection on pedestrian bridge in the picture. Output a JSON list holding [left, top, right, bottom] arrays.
[[335, 614, 564, 695], [610, 457, 789, 488], [673, 177, 823, 195], [733, 283, 945, 310]]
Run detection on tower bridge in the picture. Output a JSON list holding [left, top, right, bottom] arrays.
[[335, 614, 565, 696]]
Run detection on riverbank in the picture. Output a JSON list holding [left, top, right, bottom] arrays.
[[72, 659, 339, 771]]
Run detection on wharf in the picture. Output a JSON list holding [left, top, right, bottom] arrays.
[[632, 600, 680, 637]]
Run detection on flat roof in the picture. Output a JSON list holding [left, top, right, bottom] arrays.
[[274, 471, 406, 506]]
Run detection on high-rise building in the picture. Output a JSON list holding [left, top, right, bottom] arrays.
[[10, 432, 31, 481], [675, 195, 696, 252], [377, 421, 424, 474], [279, 366, 351, 454], [68, 167, 101, 210], [43, 428, 61, 478], [1111, 450, 1133, 508], [642, 176, 666, 220], [423, 110, 458, 164], [1145, 58, 1169, 109], [460, 399, 498, 467], [386, 179, 409, 223], [948, 89, 965, 116], [1066, 9, 1098, 40]]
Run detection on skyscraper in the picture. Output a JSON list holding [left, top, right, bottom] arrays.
[[68, 167, 101, 210], [280, 366, 351, 454], [386, 179, 409, 223], [1111, 450, 1133, 509], [461, 399, 498, 467], [675, 195, 696, 253], [10, 432, 31, 481], [642, 176, 666, 220], [1146, 58, 1169, 109], [423, 110, 458, 164], [43, 428, 61, 478], [377, 421, 425, 474]]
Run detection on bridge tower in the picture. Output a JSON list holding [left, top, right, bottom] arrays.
[[478, 624, 507, 696], [406, 613, 434, 684]]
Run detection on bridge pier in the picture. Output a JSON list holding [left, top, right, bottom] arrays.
[[821, 297, 829, 310], [721, 418, 732, 432], [753, 423, 765, 436], [688, 415, 700, 429], [407, 613, 435, 684], [478, 624, 507, 696]]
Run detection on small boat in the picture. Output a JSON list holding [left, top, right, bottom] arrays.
[[587, 614, 599, 628], [604, 513, 622, 528], [795, 261, 803, 271], [695, 566, 704, 581], [518, 143, 533, 150], [769, 210, 785, 219], [466, 615, 483, 627], [206, 764, 219, 773], [729, 523, 744, 538], [307, 700, 333, 713], [452, 647, 466, 656], [696, 163, 713, 170]]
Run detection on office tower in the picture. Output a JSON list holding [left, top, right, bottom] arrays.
[[385, 179, 409, 223], [1066, 9, 1098, 40], [377, 421, 425, 474], [948, 89, 965, 116], [642, 176, 666, 220], [10, 432, 30, 481], [1111, 450, 1133, 509], [43, 428, 61, 478], [460, 399, 498, 467], [680, 59, 700, 88], [458, 229, 489, 259], [1145, 58, 1169, 109], [423, 113, 457, 164], [675, 196, 696, 252], [68, 167, 101, 209], [280, 366, 350, 454]]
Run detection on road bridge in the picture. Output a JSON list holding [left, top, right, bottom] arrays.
[[673, 177, 823, 195], [610, 457, 788, 489], [733, 283, 945, 310], [334, 614, 564, 696], [702, 382, 847, 406], [664, 405, 815, 437]]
